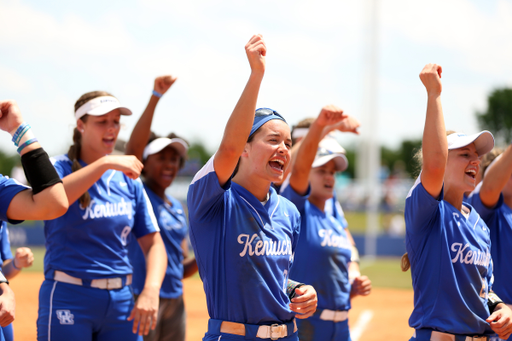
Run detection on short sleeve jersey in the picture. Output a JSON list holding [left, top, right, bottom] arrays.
[[0, 175, 29, 224], [187, 156, 301, 325], [405, 176, 493, 335], [44, 155, 159, 280], [467, 183, 512, 303], [282, 185, 352, 311], [0, 223, 13, 271], [128, 184, 188, 298]]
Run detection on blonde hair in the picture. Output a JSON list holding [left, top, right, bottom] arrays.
[[68, 91, 115, 208]]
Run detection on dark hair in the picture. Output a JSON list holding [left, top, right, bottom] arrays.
[[68, 90, 115, 208]]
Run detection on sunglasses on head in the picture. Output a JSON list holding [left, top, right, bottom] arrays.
[[255, 108, 286, 122]]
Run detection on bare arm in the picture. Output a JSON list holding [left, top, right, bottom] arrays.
[[480, 145, 512, 207], [289, 105, 347, 195], [419, 64, 446, 198], [214, 34, 266, 186], [181, 239, 198, 279], [128, 232, 167, 335], [125, 75, 177, 161], [60, 155, 143, 205]]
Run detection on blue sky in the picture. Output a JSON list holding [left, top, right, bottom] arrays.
[[1, 0, 512, 157]]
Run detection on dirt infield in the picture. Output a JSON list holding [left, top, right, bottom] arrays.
[[11, 272, 414, 340]]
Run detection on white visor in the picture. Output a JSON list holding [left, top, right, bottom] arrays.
[[292, 128, 309, 140], [75, 96, 132, 121], [143, 137, 189, 161], [447, 131, 494, 156], [311, 137, 348, 171]]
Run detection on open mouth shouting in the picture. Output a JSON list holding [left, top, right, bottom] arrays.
[[465, 168, 477, 181], [269, 157, 285, 173]]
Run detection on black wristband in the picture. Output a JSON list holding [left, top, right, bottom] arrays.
[[21, 148, 62, 194], [287, 279, 305, 300], [488, 292, 504, 313]]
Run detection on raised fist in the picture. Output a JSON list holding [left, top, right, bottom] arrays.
[[154, 75, 177, 96], [0, 100, 24, 134], [419, 63, 442, 96], [245, 34, 266, 74]]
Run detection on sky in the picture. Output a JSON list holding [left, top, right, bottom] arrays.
[[1, 0, 512, 157]]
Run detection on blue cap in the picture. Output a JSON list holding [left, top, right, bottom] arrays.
[[250, 108, 287, 138]]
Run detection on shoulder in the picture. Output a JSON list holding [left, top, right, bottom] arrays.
[[50, 154, 71, 166]]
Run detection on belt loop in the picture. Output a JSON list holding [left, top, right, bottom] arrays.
[[82, 279, 92, 287], [208, 319, 223, 334], [244, 324, 259, 340]]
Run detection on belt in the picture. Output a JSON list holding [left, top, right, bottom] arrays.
[[413, 330, 489, 341], [219, 320, 297, 340], [54, 270, 132, 290], [318, 309, 348, 322]]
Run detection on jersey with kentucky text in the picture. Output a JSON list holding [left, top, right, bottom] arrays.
[[187, 156, 301, 325], [0, 223, 13, 271], [128, 183, 188, 298], [283, 185, 352, 311], [467, 182, 512, 304], [0, 175, 29, 224], [44, 155, 159, 280], [405, 176, 493, 335]]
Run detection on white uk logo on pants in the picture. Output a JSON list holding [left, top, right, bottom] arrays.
[[56, 310, 74, 325]]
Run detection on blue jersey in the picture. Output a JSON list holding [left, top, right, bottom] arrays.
[[282, 185, 352, 311], [128, 184, 188, 298], [0, 223, 13, 270], [187, 156, 301, 325], [467, 183, 512, 304], [0, 175, 29, 224], [44, 155, 159, 280], [405, 176, 493, 335]]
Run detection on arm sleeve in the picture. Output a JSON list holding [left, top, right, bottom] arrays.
[[404, 175, 443, 235], [132, 178, 160, 239], [187, 155, 229, 225], [0, 175, 30, 224]]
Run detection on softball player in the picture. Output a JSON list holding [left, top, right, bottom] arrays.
[[0, 221, 34, 341], [281, 106, 371, 341], [0, 99, 69, 341], [36, 91, 167, 341], [125, 75, 198, 341], [187, 34, 317, 341], [406, 64, 512, 340], [466, 145, 512, 341]]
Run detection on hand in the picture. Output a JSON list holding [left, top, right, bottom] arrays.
[[153, 75, 177, 96], [245, 34, 266, 75], [325, 115, 360, 135], [350, 275, 371, 298], [0, 100, 24, 134], [14, 247, 34, 269], [127, 288, 159, 335], [419, 63, 442, 96], [316, 105, 347, 128], [487, 304, 512, 340], [290, 285, 317, 319], [103, 155, 144, 179], [0, 283, 15, 327]]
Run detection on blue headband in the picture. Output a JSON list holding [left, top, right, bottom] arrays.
[[250, 108, 287, 138]]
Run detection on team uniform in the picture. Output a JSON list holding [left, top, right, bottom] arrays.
[[0, 175, 29, 341], [128, 183, 188, 341], [37, 155, 159, 341], [282, 185, 352, 341], [467, 183, 512, 341], [406, 176, 494, 340], [187, 156, 301, 341]]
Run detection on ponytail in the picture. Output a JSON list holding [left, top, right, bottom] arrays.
[[67, 126, 91, 208]]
